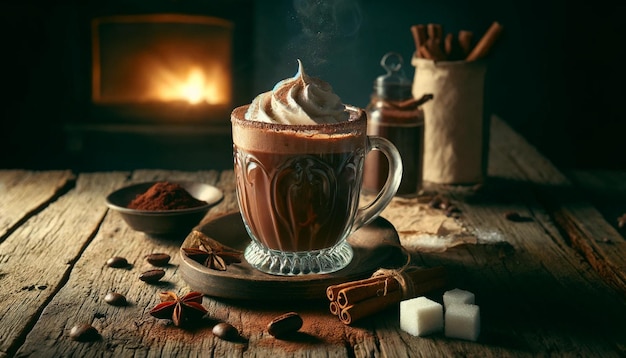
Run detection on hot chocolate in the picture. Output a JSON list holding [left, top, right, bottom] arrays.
[[233, 106, 366, 252], [231, 60, 402, 275]]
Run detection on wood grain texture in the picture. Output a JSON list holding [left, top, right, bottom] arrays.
[[489, 117, 626, 297], [0, 171, 128, 357], [0, 170, 75, 240], [14, 170, 225, 357], [568, 169, 626, 236]]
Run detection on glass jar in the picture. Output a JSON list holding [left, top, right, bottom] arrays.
[[363, 52, 432, 196]]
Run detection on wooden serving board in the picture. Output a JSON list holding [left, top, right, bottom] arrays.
[[179, 211, 407, 301]]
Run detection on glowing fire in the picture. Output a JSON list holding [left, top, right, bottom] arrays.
[[91, 14, 233, 109], [179, 69, 207, 104], [150, 65, 229, 105]]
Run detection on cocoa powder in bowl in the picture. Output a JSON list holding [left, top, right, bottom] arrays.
[[128, 182, 207, 211]]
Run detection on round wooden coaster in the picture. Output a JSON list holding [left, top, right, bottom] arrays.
[[179, 211, 407, 301]]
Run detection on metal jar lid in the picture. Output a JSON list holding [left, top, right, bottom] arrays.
[[374, 52, 413, 101]]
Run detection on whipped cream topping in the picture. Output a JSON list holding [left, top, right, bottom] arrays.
[[245, 59, 350, 125]]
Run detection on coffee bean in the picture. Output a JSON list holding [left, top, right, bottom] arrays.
[[267, 312, 303, 338], [106, 256, 128, 268], [69, 323, 99, 342], [139, 269, 165, 283], [212, 322, 239, 341], [145, 253, 171, 266], [104, 292, 127, 306]]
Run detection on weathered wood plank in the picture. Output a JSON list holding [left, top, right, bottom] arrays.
[[567, 170, 626, 233], [14, 170, 227, 358], [0, 170, 75, 240], [0, 171, 128, 357], [489, 117, 626, 297]]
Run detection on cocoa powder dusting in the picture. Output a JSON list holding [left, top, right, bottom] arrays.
[[238, 308, 371, 353], [128, 182, 207, 211]]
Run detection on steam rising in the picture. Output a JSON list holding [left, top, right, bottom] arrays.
[[290, 0, 362, 68]]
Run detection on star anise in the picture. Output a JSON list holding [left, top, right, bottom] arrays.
[[182, 230, 243, 271], [183, 243, 242, 270], [149, 291, 207, 327]]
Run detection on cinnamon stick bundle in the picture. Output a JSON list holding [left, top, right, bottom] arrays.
[[327, 266, 447, 325], [411, 21, 502, 62]]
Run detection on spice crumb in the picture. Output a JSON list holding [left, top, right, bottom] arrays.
[[617, 214, 626, 229]]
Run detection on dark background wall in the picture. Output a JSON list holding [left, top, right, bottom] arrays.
[[0, 0, 624, 171], [252, 0, 623, 171]]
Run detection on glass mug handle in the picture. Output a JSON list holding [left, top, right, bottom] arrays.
[[352, 136, 403, 230]]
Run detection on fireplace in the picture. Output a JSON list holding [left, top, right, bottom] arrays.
[[57, 2, 254, 171], [91, 13, 233, 124]]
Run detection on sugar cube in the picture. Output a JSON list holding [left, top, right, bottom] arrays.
[[444, 303, 480, 341], [400, 297, 443, 337], [443, 288, 475, 309]]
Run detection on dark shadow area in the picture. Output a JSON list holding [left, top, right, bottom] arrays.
[[1, 1, 624, 172]]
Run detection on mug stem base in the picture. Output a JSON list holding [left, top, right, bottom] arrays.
[[244, 241, 353, 276]]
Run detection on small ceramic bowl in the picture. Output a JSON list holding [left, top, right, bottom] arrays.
[[106, 181, 224, 238]]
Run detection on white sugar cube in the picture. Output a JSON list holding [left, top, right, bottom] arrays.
[[443, 288, 475, 309], [444, 303, 480, 341], [400, 297, 443, 337]]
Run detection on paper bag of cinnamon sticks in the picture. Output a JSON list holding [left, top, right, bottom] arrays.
[[411, 57, 489, 184]]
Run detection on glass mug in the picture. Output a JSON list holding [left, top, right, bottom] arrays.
[[231, 105, 402, 275]]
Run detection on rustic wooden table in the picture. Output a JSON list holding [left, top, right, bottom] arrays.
[[1, 117, 625, 357]]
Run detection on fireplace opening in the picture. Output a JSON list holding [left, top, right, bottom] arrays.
[[55, 2, 254, 171], [91, 13, 233, 124]]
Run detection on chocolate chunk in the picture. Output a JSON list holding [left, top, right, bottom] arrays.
[[267, 312, 303, 338]]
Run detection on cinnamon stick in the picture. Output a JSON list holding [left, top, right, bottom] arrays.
[[337, 275, 400, 308], [338, 290, 403, 325], [444, 33, 454, 56], [418, 45, 434, 60], [410, 24, 427, 56], [429, 38, 447, 61], [458, 30, 474, 57], [326, 275, 383, 301], [337, 266, 446, 307], [388, 93, 434, 110], [466, 21, 503, 61], [426, 23, 442, 41]]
